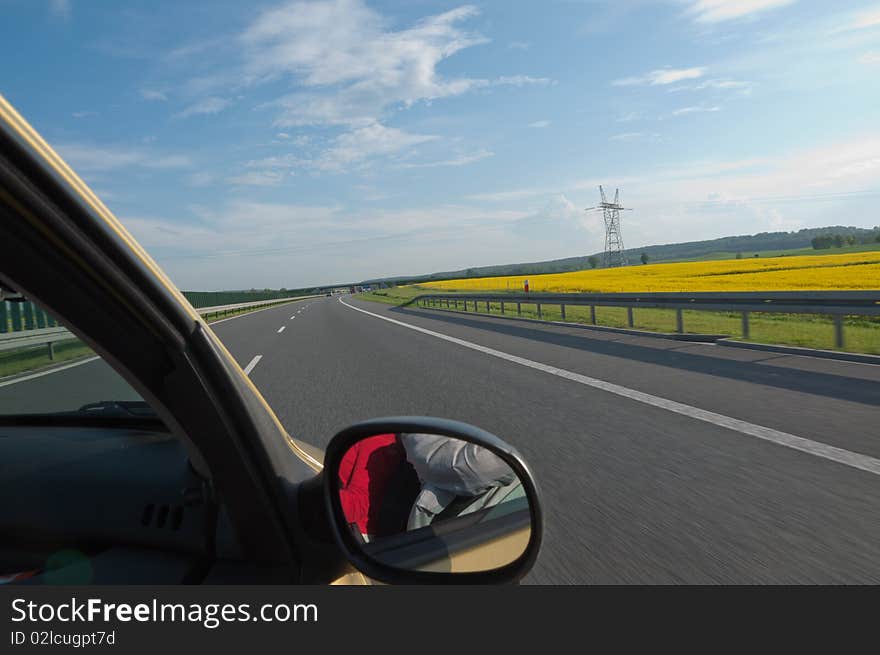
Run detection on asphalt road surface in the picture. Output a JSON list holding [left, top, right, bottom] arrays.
[[216, 295, 880, 583], [4, 295, 880, 583]]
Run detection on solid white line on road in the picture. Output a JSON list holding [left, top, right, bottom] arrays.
[[340, 297, 880, 477], [1, 299, 304, 388], [0, 356, 101, 388], [243, 355, 263, 376], [277, 326, 286, 333]]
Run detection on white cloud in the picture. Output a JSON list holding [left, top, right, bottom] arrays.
[[240, 0, 553, 153], [187, 172, 216, 187], [317, 122, 438, 171], [467, 158, 774, 206], [610, 132, 661, 141], [670, 78, 752, 92], [473, 137, 880, 255], [49, 0, 71, 20], [140, 89, 168, 102], [528, 120, 551, 128], [226, 170, 287, 186], [610, 132, 642, 142], [613, 67, 706, 86], [174, 1, 551, 173], [466, 187, 552, 203], [176, 97, 231, 118], [243, 154, 308, 171], [608, 139, 880, 243], [163, 37, 230, 63], [699, 78, 750, 89], [847, 6, 880, 31], [400, 149, 494, 168], [354, 184, 391, 201], [56, 143, 192, 172], [493, 75, 554, 87], [132, 200, 584, 289], [243, 122, 438, 173], [859, 51, 880, 65], [242, 0, 489, 126], [686, 0, 797, 24], [671, 105, 721, 115], [126, 200, 529, 261], [123, 202, 340, 258], [71, 110, 96, 119]]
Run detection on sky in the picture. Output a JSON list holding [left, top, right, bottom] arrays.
[[2, 0, 880, 290]]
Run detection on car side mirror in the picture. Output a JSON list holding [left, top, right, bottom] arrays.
[[322, 417, 542, 584]]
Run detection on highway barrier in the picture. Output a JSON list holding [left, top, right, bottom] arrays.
[[0, 300, 59, 333], [0, 295, 319, 360], [195, 295, 321, 321], [182, 290, 312, 308], [411, 290, 880, 350]]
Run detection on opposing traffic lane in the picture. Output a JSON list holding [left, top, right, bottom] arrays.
[[0, 298, 319, 415], [0, 358, 138, 414], [211, 295, 880, 584]]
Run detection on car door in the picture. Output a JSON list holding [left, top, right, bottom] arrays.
[[0, 94, 360, 584]]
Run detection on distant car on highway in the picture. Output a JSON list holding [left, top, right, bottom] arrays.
[[0, 96, 542, 585]]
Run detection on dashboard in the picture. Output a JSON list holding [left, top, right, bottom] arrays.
[[0, 423, 214, 584]]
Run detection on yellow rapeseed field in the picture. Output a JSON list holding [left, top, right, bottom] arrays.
[[419, 251, 880, 293]]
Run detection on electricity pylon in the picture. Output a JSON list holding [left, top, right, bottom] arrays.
[[585, 185, 631, 267]]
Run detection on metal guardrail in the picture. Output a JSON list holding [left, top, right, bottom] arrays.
[[182, 290, 310, 308], [0, 327, 72, 359], [0, 295, 319, 360], [195, 294, 321, 319], [411, 291, 880, 349]]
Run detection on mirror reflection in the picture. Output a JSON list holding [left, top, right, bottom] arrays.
[[337, 432, 531, 573]]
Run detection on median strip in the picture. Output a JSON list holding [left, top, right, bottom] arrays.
[[340, 297, 880, 477]]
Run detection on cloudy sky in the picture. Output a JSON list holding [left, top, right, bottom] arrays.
[[2, 0, 880, 289]]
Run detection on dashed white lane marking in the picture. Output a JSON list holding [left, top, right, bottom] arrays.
[[0, 356, 101, 387], [340, 297, 880, 477], [243, 355, 263, 376], [209, 299, 308, 326], [290, 315, 296, 320], [277, 326, 286, 333]]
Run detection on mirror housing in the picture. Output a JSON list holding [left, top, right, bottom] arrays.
[[322, 416, 542, 584]]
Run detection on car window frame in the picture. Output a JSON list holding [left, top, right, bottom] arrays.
[[0, 96, 316, 571]]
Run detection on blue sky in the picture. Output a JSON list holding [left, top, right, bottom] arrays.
[[2, 0, 880, 289]]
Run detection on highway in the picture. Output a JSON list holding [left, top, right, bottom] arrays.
[[219, 295, 880, 583], [4, 295, 880, 583]]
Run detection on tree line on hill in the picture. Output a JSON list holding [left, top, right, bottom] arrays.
[[810, 231, 880, 249]]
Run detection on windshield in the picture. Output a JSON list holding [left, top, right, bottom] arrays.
[[0, 293, 147, 417]]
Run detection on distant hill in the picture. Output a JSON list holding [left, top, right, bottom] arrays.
[[362, 225, 880, 286]]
